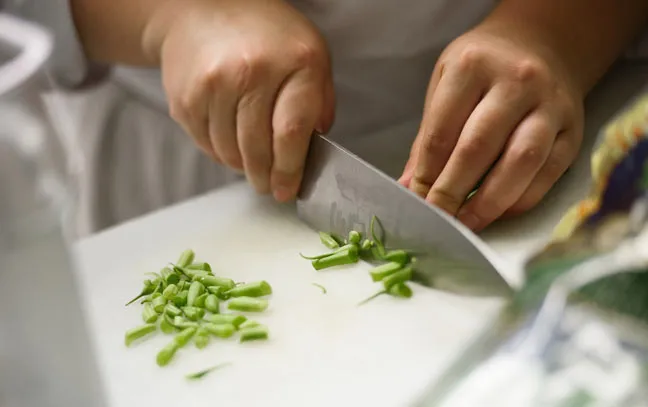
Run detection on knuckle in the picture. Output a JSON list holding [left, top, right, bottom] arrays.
[[420, 131, 453, 157], [429, 187, 464, 214], [291, 41, 325, 68], [473, 195, 509, 220], [169, 96, 192, 122], [277, 116, 312, 141], [223, 51, 269, 91], [511, 59, 546, 84], [510, 143, 546, 169], [456, 136, 490, 161], [456, 45, 483, 72]]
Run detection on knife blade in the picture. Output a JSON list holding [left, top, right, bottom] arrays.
[[296, 135, 512, 297]]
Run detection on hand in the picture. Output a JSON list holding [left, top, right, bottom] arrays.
[[399, 23, 584, 232], [148, 0, 335, 201]]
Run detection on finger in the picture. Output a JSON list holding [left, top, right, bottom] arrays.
[[504, 130, 580, 217], [208, 81, 242, 170], [237, 84, 277, 195], [168, 77, 214, 160], [456, 110, 559, 231], [409, 63, 486, 198], [425, 82, 536, 214], [271, 69, 324, 202], [316, 76, 336, 134]]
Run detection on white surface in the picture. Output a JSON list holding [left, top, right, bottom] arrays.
[[71, 62, 648, 407], [74, 183, 505, 407]]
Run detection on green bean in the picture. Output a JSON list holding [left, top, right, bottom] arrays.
[[383, 250, 410, 265], [174, 327, 197, 347], [160, 267, 180, 285], [198, 276, 236, 290], [388, 282, 413, 298], [312, 283, 327, 294], [207, 285, 231, 300], [187, 281, 205, 307], [203, 322, 236, 338], [319, 231, 340, 249], [160, 317, 176, 334], [361, 239, 373, 250], [162, 284, 179, 300], [182, 306, 205, 321], [227, 297, 269, 313], [239, 320, 261, 329], [126, 279, 155, 306], [152, 295, 167, 313], [382, 267, 412, 290], [194, 327, 210, 349], [348, 230, 361, 244], [176, 249, 195, 268], [206, 314, 247, 328], [205, 294, 220, 313], [125, 323, 157, 346], [186, 262, 212, 272], [164, 303, 182, 318], [225, 281, 272, 298], [156, 341, 179, 367], [239, 325, 269, 342], [142, 303, 158, 323], [172, 290, 188, 307], [300, 243, 357, 260], [190, 271, 211, 281], [311, 245, 359, 270], [151, 292, 162, 300], [194, 293, 208, 308], [369, 262, 403, 282], [370, 216, 386, 257], [185, 363, 231, 380], [177, 280, 189, 291], [173, 316, 199, 329], [174, 266, 202, 280]]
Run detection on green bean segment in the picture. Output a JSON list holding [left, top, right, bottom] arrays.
[[176, 249, 195, 269], [194, 293, 208, 308], [187, 281, 205, 307], [164, 303, 182, 318], [239, 320, 261, 329], [156, 341, 179, 367], [319, 231, 340, 249], [204, 294, 220, 313], [203, 322, 236, 338], [311, 245, 359, 270], [382, 267, 412, 290], [152, 296, 167, 313], [348, 230, 361, 244], [142, 303, 158, 323], [162, 284, 179, 300], [199, 276, 236, 290], [226, 281, 272, 298], [227, 297, 269, 312], [186, 262, 212, 272], [383, 250, 410, 265], [388, 282, 413, 298], [172, 291, 188, 307], [125, 280, 155, 306], [125, 323, 157, 346], [239, 326, 269, 342], [207, 285, 231, 300], [174, 327, 197, 347], [182, 306, 205, 321], [206, 314, 247, 328], [160, 318, 176, 334], [369, 262, 403, 282], [160, 267, 180, 284]]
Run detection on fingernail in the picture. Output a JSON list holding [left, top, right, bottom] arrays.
[[273, 186, 292, 202], [457, 209, 481, 231]]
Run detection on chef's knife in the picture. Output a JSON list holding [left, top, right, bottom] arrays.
[[296, 135, 513, 297]]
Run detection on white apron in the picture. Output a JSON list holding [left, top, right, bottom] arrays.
[[44, 0, 508, 236]]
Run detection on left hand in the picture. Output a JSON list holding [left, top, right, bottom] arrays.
[[399, 22, 585, 232]]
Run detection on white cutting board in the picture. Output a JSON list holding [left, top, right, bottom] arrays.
[[73, 182, 506, 407]]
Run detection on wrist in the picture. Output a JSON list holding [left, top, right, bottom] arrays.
[[141, 0, 184, 65]]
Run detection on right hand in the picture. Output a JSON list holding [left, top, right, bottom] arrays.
[[145, 0, 335, 201]]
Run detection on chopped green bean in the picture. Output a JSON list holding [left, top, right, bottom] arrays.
[[348, 230, 361, 244], [207, 285, 231, 300], [227, 297, 269, 312], [383, 250, 410, 265], [206, 314, 247, 328], [156, 341, 179, 367], [312, 283, 327, 294], [190, 271, 211, 281], [174, 327, 197, 347], [226, 281, 272, 298], [142, 303, 158, 323], [160, 317, 176, 334], [187, 281, 205, 307], [300, 243, 357, 260], [125, 323, 157, 346], [177, 280, 189, 291], [361, 239, 373, 250], [160, 267, 180, 285], [370, 216, 386, 257], [388, 282, 413, 298], [173, 316, 199, 329], [382, 267, 412, 290], [125, 280, 155, 306], [319, 231, 340, 249], [185, 362, 231, 380], [194, 327, 210, 349], [162, 284, 179, 300], [186, 262, 212, 272], [311, 245, 359, 270], [182, 306, 205, 321], [239, 320, 261, 329], [152, 295, 167, 313], [369, 262, 403, 282], [204, 294, 220, 313], [176, 249, 195, 269], [239, 325, 269, 342], [172, 290, 189, 307], [164, 303, 182, 318], [203, 322, 236, 338], [198, 276, 236, 290], [194, 293, 208, 308]]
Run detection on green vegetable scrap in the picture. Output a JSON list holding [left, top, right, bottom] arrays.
[[185, 363, 232, 381], [124, 249, 273, 370]]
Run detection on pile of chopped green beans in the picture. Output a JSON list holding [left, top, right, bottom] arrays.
[[124, 249, 271, 371], [302, 216, 416, 303]]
